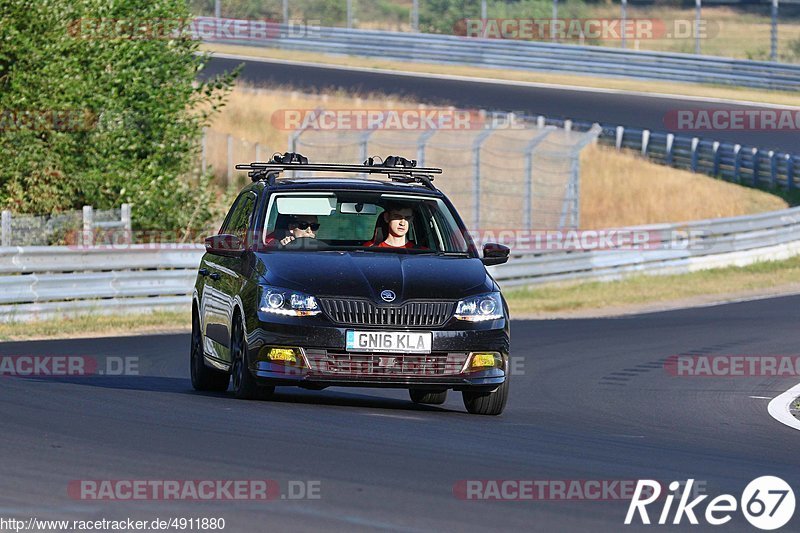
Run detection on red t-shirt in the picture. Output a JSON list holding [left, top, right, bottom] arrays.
[[363, 240, 419, 248]]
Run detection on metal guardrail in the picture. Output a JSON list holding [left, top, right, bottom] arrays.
[[199, 19, 800, 91], [3, 205, 800, 320], [489, 205, 800, 286], [522, 115, 800, 192], [0, 245, 203, 322]]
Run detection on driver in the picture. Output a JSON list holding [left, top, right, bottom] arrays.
[[264, 214, 320, 247], [280, 215, 320, 246]]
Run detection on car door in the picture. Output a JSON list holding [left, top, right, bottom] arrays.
[[201, 191, 257, 365]]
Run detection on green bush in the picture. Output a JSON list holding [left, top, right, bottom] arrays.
[[0, 0, 236, 233]]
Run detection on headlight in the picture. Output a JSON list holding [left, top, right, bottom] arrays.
[[260, 286, 320, 317], [455, 292, 504, 321]]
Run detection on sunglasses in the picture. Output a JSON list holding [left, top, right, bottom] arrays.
[[291, 221, 320, 231]]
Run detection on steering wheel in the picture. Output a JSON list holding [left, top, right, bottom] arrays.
[[281, 237, 326, 250]]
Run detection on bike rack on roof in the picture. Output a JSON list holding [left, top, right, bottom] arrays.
[[235, 152, 442, 190]]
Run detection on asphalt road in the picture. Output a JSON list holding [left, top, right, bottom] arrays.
[[1, 295, 799, 531], [202, 55, 799, 154]]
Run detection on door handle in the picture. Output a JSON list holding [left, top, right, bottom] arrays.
[[198, 268, 209, 276], [209, 273, 221, 281]]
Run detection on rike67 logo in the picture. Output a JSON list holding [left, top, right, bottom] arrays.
[[626, 477, 795, 530]]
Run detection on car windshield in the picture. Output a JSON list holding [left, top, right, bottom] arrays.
[[262, 191, 471, 254]]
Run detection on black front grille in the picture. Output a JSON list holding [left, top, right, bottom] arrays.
[[304, 350, 469, 376], [319, 298, 454, 327]]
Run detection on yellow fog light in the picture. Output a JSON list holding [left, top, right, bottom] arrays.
[[266, 348, 298, 364], [470, 352, 500, 369]]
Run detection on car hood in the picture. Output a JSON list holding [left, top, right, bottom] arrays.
[[254, 251, 495, 301]]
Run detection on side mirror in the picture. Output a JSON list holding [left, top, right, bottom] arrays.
[[481, 242, 510, 266], [205, 234, 245, 257]]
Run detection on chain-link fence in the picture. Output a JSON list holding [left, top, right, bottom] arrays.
[[201, 116, 599, 230], [1, 205, 131, 247], [288, 120, 600, 230]]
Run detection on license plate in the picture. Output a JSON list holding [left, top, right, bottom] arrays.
[[345, 330, 432, 354]]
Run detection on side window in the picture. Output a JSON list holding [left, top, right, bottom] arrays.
[[221, 193, 256, 240]]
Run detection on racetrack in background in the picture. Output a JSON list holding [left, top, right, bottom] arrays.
[[201, 55, 800, 155]]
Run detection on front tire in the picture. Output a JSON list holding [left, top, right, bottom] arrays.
[[190, 310, 230, 392], [409, 389, 448, 405], [462, 380, 509, 416], [230, 316, 274, 401]]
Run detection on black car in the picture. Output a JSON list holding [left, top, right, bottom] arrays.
[[191, 153, 511, 415]]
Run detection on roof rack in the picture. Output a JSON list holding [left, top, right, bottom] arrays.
[[235, 152, 442, 190]]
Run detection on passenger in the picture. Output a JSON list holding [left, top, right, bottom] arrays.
[[363, 205, 420, 249]]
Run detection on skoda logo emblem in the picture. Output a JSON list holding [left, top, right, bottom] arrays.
[[380, 290, 396, 303]]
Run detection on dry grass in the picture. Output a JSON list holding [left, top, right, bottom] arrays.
[[579, 144, 788, 228], [588, 5, 800, 62], [206, 85, 788, 227], [0, 311, 190, 342], [208, 86, 421, 149], [200, 43, 800, 107]]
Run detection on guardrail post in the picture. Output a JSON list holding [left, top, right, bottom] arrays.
[[359, 128, 376, 165], [771, 0, 779, 62], [665, 133, 674, 165], [226, 134, 234, 187], [712, 141, 721, 176], [82, 205, 94, 247], [472, 124, 496, 230], [121, 204, 132, 244], [641, 129, 650, 156], [690, 137, 699, 172], [416, 129, 437, 167], [769, 151, 777, 189], [523, 127, 555, 231], [615, 126, 624, 150], [733, 144, 742, 182], [787, 155, 795, 191], [1, 210, 10, 247], [621, 0, 628, 49], [694, 0, 702, 55], [752, 148, 760, 187]]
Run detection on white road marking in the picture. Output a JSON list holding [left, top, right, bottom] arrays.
[[750, 396, 772, 400], [767, 382, 800, 431], [208, 51, 800, 110]]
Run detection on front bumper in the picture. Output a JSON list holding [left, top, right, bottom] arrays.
[[244, 314, 510, 390]]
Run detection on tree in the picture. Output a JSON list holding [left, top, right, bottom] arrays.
[[0, 0, 236, 232]]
